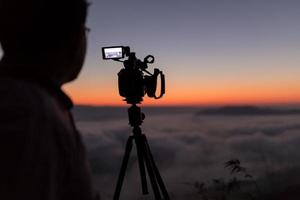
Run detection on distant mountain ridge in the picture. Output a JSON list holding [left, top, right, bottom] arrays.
[[197, 106, 300, 116], [72, 105, 195, 121]]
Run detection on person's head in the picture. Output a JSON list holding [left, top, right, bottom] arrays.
[[0, 0, 89, 85]]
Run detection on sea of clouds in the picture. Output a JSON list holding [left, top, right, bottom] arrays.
[[73, 106, 300, 200]]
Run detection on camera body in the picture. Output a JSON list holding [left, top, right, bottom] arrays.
[[102, 46, 165, 104]]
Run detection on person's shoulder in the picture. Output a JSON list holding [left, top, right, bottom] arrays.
[[0, 78, 43, 137], [0, 77, 73, 134], [0, 77, 68, 125], [0, 78, 51, 111]]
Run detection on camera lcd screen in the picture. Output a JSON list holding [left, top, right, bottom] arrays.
[[102, 47, 123, 59]]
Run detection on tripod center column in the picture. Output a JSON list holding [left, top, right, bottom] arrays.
[[128, 104, 145, 127]]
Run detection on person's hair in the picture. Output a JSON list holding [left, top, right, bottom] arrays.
[[0, 0, 88, 55]]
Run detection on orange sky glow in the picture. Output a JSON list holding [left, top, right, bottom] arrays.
[[65, 83, 300, 106]]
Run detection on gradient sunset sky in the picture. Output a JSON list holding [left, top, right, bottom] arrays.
[[3, 0, 300, 106]]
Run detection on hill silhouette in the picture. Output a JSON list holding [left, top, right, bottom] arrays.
[[196, 105, 300, 116]]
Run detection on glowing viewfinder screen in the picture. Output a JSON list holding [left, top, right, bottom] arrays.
[[103, 47, 123, 59]]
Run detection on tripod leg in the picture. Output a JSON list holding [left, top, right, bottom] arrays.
[[134, 129, 149, 194], [144, 135, 170, 200], [140, 136, 162, 200], [113, 136, 134, 200]]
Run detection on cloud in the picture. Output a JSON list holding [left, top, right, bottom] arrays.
[[74, 107, 300, 199]]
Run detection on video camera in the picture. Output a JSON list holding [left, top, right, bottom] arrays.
[[102, 46, 165, 104]]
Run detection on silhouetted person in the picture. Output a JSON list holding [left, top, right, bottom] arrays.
[[0, 0, 95, 199]]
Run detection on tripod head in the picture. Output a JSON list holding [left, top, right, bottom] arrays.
[[102, 46, 165, 104]]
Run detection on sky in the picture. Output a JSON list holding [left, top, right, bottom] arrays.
[[2, 0, 300, 106]]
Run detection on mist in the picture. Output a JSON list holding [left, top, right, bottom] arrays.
[[73, 106, 300, 199]]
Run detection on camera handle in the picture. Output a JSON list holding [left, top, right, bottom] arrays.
[[144, 68, 165, 99]]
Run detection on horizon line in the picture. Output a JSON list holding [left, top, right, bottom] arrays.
[[73, 102, 300, 108]]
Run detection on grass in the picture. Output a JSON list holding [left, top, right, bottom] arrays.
[[185, 158, 300, 200], [189, 159, 261, 200]]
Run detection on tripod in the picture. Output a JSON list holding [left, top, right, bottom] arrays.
[[113, 104, 170, 200]]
